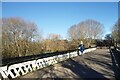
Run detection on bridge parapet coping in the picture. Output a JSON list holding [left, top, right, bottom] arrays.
[[0, 48, 96, 79]]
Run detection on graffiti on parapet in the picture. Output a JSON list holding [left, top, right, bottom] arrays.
[[0, 48, 96, 79]]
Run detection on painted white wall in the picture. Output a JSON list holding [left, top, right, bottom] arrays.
[[0, 48, 96, 79]]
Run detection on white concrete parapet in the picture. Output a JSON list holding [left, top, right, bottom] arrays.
[[0, 48, 96, 79], [83, 48, 96, 53]]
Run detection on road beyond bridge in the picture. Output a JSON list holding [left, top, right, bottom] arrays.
[[16, 49, 115, 79]]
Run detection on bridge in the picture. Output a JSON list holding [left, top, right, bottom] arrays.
[[0, 48, 120, 80]]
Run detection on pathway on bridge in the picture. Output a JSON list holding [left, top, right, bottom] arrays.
[[16, 49, 115, 79]]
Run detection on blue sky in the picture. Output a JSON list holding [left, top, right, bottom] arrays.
[[2, 2, 118, 39]]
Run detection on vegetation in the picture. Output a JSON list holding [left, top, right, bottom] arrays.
[[111, 19, 120, 47], [2, 17, 105, 59], [2, 17, 43, 58], [68, 19, 104, 48]]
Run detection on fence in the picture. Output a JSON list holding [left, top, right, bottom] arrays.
[[0, 48, 96, 79]]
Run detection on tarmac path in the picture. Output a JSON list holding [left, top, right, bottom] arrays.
[[15, 49, 115, 80]]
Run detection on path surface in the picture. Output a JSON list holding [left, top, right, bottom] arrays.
[[15, 49, 115, 79]]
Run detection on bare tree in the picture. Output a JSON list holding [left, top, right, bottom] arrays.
[[68, 25, 78, 40], [42, 33, 70, 52], [112, 19, 120, 47], [0, 18, 2, 64], [68, 19, 104, 47], [47, 33, 62, 40], [2, 17, 42, 58], [45, 33, 62, 52]]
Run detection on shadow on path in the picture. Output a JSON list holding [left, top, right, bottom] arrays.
[[16, 49, 114, 80], [61, 58, 108, 80], [110, 49, 120, 80]]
